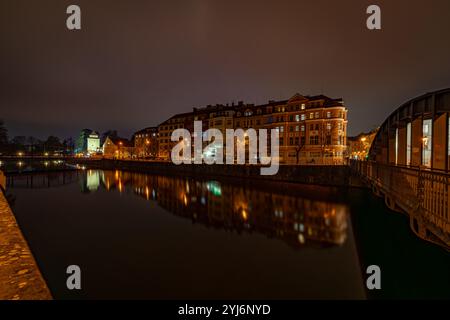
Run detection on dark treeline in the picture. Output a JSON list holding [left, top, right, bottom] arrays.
[[0, 119, 75, 155]]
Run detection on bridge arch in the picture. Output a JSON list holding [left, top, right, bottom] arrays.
[[369, 88, 450, 170]]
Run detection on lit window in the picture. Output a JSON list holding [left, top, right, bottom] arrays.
[[315, 112, 319, 118], [301, 114, 305, 121], [327, 111, 331, 118], [295, 114, 300, 122], [301, 103, 305, 110], [309, 113, 314, 119]]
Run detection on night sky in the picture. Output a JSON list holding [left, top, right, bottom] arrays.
[[1, 0, 450, 140]]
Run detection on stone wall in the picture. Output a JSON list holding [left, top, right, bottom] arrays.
[[0, 189, 52, 300]]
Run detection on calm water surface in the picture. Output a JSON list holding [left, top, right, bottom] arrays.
[[4, 165, 450, 299], [7, 169, 366, 299]]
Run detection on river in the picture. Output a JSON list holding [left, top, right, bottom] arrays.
[[3, 164, 450, 299]]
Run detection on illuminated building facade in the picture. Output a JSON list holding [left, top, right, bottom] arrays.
[[75, 129, 101, 155], [156, 93, 348, 164], [347, 129, 378, 160], [157, 112, 191, 160], [102, 136, 134, 159], [133, 127, 159, 159]]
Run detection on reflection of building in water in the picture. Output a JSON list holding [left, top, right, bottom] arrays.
[[96, 170, 348, 247], [86, 170, 101, 191]]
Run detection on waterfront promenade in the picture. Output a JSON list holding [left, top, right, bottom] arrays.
[[0, 176, 51, 300]]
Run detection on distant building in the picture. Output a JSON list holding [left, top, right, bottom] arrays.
[[347, 128, 378, 160], [157, 112, 192, 160], [102, 136, 133, 159], [133, 127, 159, 158], [75, 129, 101, 155]]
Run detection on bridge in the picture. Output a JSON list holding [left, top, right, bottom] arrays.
[[352, 88, 450, 249]]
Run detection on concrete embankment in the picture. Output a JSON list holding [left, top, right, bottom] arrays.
[[69, 159, 366, 188], [0, 172, 52, 300]]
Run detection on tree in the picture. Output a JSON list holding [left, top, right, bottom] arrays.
[[63, 137, 75, 154], [0, 119, 8, 147], [11, 136, 27, 147], [44, 136, 62, 152], [101, 130, 118, 144]]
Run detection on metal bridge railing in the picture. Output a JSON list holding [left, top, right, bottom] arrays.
[[349, 160, 450, 244]]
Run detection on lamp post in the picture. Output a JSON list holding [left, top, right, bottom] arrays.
[[118, 141, 123, 159], [145, 139, 150, 158]]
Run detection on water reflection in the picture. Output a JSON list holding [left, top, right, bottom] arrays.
[[83, 170, 349, 248]]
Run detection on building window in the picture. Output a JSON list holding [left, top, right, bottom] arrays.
[[301, 114, 305, 121], [326, 135, 331, 145], [289, 115, 294, 121], [309, 113, 314, 119], [422, 119, 432, 167], [315, 112, 319, 118], [407, 122, 411, 165], [300, 137, 305, 145], [309, 136, 319, 145], [395, 128, 399, 165], [301, 125, 305, 131], [301, 103, 305, 110], [326, 123, 332, 130], [280, 138, 284, 145], [289, 137, 294, 145], [295, 114, 300, 122], [310, 124, 314, 131], [326, 111, 331, 118], [289, 126, 294, 132], [295, 125, 299, 132], [280, 126, 284, 132]]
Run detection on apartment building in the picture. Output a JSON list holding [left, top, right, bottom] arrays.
[[133, 127, 159, 159], [157, 93, 348, 164]]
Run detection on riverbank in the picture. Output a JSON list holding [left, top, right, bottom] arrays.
[[68, 158, 366, 188], [0, 187, 52, 300]]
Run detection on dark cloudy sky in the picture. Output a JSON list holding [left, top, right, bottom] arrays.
[[1, 0, 450, 140]]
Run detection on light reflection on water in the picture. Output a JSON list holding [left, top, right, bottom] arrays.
[[83, 169, 349, 249], [8, 169, 365, 299]]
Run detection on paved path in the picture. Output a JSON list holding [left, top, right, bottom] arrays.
[[0, 190, 52, 300]]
